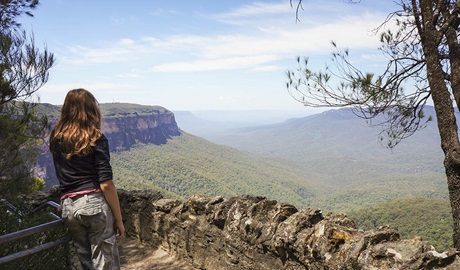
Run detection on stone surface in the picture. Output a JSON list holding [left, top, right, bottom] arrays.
[[25, 189, 460, 269]]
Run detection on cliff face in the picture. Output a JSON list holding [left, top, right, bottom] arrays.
[[38, 106, 181, 188], [27, 189, 460, 270], [103, 110, 181, 151]]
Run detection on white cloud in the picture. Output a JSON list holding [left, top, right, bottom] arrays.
[[142, 37, 158, 43], [41, 82, 134, 93], [216, 1, 290, 19], [34, 0, 397, 110], [65, 45, 134, 65], [109, 15, 138, 27], [149, 13, 384, 72], [116, 72, 143, 78], [120, 38, 135, 45], [152, 55, 279, 72], [150, 8, 179, 17], [250, 65, 284, 72], [361, 53, 386, 60], [218, 96, 234, 101], [57, 5, 388, 73]]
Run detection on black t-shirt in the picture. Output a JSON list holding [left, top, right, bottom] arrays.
[[51, 134, 113, 195]]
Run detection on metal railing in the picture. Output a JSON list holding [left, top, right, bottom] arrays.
[[0, 200, 73, 269]]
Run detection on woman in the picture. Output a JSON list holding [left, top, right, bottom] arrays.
[[50, 88, 125, 270]]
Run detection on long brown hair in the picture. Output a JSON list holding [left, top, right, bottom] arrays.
[[50, 88, 102, 159]]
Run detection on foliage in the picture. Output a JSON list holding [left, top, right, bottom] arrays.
[[0, 202, 70, 269], [111, 131, 454, 251], [286, 0, 441, 148], [36, 100, 455, 253], [0, 3, 57, 265], [348, 197, 453, 251], [287, 0, 460, 248], [30, 176, 45, 191], [0, 104, 48, 199], [111, 132, 319, 208], [0, 0, 38, 29], [110, 126, 449, 217], [0, 0, 54, 201], [210, 107, 449, 212]]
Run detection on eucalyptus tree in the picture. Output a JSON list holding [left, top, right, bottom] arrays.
[[0, 0, 54, 199], [287, 0, 460, 249]]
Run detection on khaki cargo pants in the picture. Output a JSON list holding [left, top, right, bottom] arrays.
[[61, 192, 120, 270]]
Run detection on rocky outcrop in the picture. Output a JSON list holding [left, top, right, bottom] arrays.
[[103, 110, 180, 151], [120, 192, 460, 270], [27, 189, 460, 270], [36, 105, 181, 188]]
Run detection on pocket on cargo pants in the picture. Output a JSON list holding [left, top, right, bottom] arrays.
[[86, 195, 120, 270]]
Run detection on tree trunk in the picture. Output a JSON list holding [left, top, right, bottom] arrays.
[[428, 68, 460, 249], [419, 0, 460, 249], [444, 3, 460, 250], [445, 162, 460, 249], [429, 66, 460, 249]]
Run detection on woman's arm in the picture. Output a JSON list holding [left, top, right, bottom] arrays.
[[100, 180, 125, 240]]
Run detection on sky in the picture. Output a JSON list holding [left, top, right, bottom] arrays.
[[20, 0, 397, 111]]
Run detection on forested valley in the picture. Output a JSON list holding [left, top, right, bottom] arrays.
[[31, 103, 453, 251], [106, 106, 452, 251], [111, 132, 319, 207]]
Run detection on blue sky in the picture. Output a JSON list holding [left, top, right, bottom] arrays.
[[21, 0, 396, 111]]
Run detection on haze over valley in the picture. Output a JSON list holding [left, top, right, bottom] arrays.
[[175, 106, 447, 210], [37, 103, 452, 250]]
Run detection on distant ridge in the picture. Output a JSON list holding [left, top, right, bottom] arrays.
[[37, 103, 451, 212], [202, 106, 449, 211], [33, 103, 456, 251], [208, 106, 442, 159], [173, 109, 316, 138]]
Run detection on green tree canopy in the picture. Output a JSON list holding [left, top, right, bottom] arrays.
[[0, 0, 54, 200]]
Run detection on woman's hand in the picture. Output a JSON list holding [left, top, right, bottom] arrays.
[[115, 219, 125, 240], [100, 180, 125, 241]]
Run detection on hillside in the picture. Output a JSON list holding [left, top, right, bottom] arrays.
[[173, 110, 315, 139], [38, 103, 324, 208], [35, 103, 455, 255], [111, 132, 321, 208], [38, 104, 450, 212], [348, 197, 453, 251], [203, 107, 449, 211], [168, 108, 456, 250]]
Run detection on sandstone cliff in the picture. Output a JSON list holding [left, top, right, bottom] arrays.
[[37, 104, 181, 188], [27, 189, 460, 270], [103, 109, 180, 151]]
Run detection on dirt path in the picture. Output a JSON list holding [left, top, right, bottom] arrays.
[[119, 238, 199, 270]]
